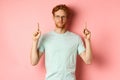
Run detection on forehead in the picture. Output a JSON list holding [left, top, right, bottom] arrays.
[[54, 9, 67, 16]]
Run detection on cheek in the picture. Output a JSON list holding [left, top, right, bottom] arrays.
[[55, 20, 59, 23], [63, 19, 67, 23], [54, 18, 67, 23], [53, 19, 58, 23]]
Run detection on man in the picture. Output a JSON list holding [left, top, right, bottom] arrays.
[[30, 4, 92, 80]]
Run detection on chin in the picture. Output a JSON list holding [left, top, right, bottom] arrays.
[[56, 25, 65, 28], [56, 24, 66, 28]]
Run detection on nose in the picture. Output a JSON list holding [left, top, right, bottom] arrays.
[[60, 17, 64, 22]]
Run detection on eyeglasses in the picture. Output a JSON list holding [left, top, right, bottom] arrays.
[[54, 15, 67, 19]]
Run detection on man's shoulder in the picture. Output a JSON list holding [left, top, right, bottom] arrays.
[[42, 31, 53, 36], [68, 31, 84, 41], [68, 31, 81, 37]]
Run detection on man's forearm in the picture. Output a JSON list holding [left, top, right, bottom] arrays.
[[30, 41, 39, 66], [85, 39, 92, 64]]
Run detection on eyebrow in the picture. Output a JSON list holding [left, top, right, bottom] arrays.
[[55, 15, 66, 17]]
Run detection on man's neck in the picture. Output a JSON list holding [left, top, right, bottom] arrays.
[[54, 27, 67, 34]]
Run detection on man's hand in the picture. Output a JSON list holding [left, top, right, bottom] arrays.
[[80, 22, 92, 64], [32, 23, 41, 41], [31, 23, 42, 66], [83, 22, 91, 40]]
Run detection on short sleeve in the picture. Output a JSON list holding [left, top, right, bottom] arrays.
[[37, 35, 45, 53], [77, 36, 85, 55]]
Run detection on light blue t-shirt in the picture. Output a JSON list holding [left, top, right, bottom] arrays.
[[38, 30, 85, 80]]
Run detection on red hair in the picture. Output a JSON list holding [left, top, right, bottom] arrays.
[[52, 4, 70, 18]]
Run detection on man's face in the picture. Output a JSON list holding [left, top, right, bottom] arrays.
[[53, 9, 68, 28]]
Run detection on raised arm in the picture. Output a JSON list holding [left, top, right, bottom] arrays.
[[30, 23, 43, 66], [79, 22, 92, 64]]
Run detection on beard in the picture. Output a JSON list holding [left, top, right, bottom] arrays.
[[55, 22, 66, 28]]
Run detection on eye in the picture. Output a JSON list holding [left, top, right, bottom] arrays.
[[55, 15, 60, 18], [61, 16, 66, 19]]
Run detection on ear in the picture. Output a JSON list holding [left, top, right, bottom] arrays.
[[53, 15, 55, 20]]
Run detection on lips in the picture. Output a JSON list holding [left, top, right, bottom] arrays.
[[58, 22, 64, 24]]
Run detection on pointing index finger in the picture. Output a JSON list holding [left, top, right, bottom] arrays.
[[84, 21, 87, 29], [37, 22, 40, 31], [83, 21, 88, 34]]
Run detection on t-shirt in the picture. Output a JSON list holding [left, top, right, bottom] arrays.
[[38, 30, 85, 80]]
